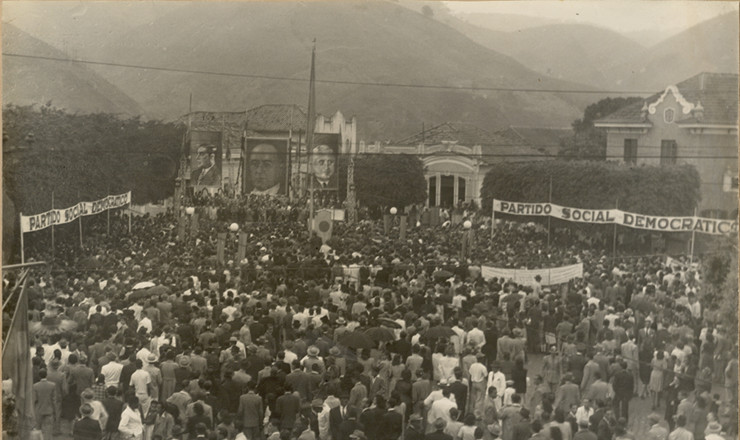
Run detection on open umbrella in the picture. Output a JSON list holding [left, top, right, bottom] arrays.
[[364, 327, 396, 342], [132, 281, 156, 290], [339, 330, 374, 349], [423, 325, 456, 339], [30, 316, 78, 337], [377, 317, 403, 329]]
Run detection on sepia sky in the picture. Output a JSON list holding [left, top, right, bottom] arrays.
[[444, 1, 738, 33]]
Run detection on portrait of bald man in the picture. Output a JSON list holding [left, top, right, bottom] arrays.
[[246, 140, 287, 195]]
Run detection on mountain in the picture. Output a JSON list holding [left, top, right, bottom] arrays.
[[449, 22, 646, 90], [4, 1, 591, 140], [2, 23, 144, 116], [605, 11, 739, 91], [454, 12, 561, 32]]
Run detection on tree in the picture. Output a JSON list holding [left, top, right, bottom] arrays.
[[3, 104, 184, 214], [700, 238, 738, 333], [421, 5, 434, 18], [481, 161, 701, 217], [353, 154, 426, 210], [559, 97, 643, 160]]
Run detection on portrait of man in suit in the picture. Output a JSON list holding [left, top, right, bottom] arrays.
[[190, 144, 221, 187], [310, 133, 340, 191], [245, 138, 288, 196]]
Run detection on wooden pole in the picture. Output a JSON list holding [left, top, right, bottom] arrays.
[[612, 198, 619, 262], [51, 192, 55, 261], [19, 212, 25, 264], [547, 176, 552, 250]]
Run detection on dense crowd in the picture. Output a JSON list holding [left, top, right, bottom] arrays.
[[3, 195, 737, 440]]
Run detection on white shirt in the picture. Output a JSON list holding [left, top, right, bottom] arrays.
[[118, 405, 144, 436], [101, 361, 124, 387], [466, 328, 486, 349], [487, 371, 506, 398], [469, 362, 488, 383], [130, 369, 151, 396], [575, 406, 594, 426], [137, 317, 153, 334], [427, 396, 457, 424]]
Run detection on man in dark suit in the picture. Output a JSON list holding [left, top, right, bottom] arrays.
[[611, 362, 634, 422], [448, 368, 468, 417], [360, 395, 387, 440], [102, 386, 124, 438], [380, 400, 404, 440], [33, 369, 57, 440], [73, 403, 103, 440], [285, 361, 312, 401], [191, 145, 221, 187], [330, 395, 355, 440], [425, 418, 452, 440], [369, 367, 388, 400], [275, 385, 301, 431], [237, 381, 264, 440]]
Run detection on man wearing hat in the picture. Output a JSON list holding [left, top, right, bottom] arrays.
[[81, 387, 109, 431], [349, 430, 368, 440], [405, 414, 425, 440], [646, 413, 668, 440], [144, 353, 162, 402], [704, 421, 724, 440], [426, 418, 452, 440], [73, 403, 103, 439]]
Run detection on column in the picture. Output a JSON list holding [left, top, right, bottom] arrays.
[[436, 173, 441, 207], [453, 175, 459, 204]]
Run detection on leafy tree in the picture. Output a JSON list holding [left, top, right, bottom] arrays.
[[481, 160, 701, 217], [700, 238, 738, 333], [421, 5, 434, 18], [559, 97, 643, 160], [353, 153, 426, 210], [3, 104, 184, 215]]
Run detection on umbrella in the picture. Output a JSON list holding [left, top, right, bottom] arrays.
[[377, 317, 402, 329], [30, 316, 78, 337], [364, 327, 396, 342], [132, 281, 156, 290], [423, 325, 456, 339], [339, 330, 374, 350], [126, 285, 170, 301]]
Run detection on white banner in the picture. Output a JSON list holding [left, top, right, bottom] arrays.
[[480, 263, 584, 286], [493, 199, 737, 235], [20, 192, 131, 233]]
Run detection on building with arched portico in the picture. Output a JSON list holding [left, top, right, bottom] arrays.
[[362, 122, 549, 208]]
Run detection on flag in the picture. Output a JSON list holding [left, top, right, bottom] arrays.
[[314, 209, 333, 243], [2, 271, 35, 437]]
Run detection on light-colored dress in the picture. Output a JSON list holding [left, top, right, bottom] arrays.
[[648, 357, 666, 393]]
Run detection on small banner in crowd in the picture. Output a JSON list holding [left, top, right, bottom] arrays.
[[20, 192, 131, 233], [314, 209, 333, 243], [480, 263, 584, 286], [493, 199, 737, 235]]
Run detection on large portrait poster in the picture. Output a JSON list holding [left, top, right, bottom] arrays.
[[310, 133, 340, 191], [244, 137, 289, 196], [189, 131, 223, 189]]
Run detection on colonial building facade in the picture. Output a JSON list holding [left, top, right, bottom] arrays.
[[595, 72, 739, 219], [362, 122, 548, 208]]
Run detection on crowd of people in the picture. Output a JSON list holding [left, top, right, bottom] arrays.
[[3, 194, 737, 440]]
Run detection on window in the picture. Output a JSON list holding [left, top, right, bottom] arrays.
[[664, 108, 675, 123], [660, 140, 677, 165], [623, 139, 638, 164], [723, 171, 739, 192]]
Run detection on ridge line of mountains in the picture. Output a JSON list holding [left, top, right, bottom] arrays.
[[3, 1, 737, 140]]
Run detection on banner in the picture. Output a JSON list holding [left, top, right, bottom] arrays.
[[310, 133, 340, 191], [493, 199, 737, 235], [480, 263, 584, 286], [20, 192, 131, 233], [189, 131, 223, 189], [244, 137, 289, 196]]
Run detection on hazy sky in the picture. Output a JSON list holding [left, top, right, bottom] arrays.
[[444, 1, 738, 33]]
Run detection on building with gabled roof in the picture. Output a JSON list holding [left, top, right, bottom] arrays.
[[364, 122, 548, 207], [594, 72, 738, 218]]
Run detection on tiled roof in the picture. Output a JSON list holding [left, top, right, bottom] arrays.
[[245, 104, 307, 132], [394, 122, 527, 146], [597, 72, 738, 126]]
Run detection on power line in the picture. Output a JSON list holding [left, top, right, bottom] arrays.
[[6, 52, 735, 96]]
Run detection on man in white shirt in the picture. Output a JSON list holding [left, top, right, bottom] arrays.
[[466, 323, 486, 350], [130, 359, 153, 414], [137, 310, 153, 334], [487, 363, 507, 407], [575, 399, 594, 427], [101, 353, 124, 388], [426, 387, 457, 433], [468, 353, 488, 416]]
